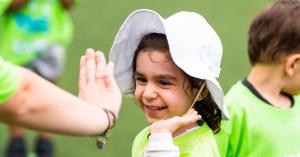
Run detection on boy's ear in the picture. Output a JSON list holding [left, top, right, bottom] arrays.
[[285, 54, 300, 76]]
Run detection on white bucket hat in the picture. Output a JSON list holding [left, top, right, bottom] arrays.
[[109, 9, 230, 119]]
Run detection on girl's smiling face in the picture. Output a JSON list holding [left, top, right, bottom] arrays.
[[134, 49, 194, 124]]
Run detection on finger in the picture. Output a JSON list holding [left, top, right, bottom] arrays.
[[95, 51, 106, 85], [183, 108, 195, 117], [186, 110, 200, 120], [181, 114, 201, 126], [180, 109, 201, 123], [104, 62, 120, 92], [187, 108, 195, 115], [188, 109, 198, 116], [79, 56, 87, 89], [85, 48, 94, 55], [85, 48, 96, 83], [186, 110, 201, 120]]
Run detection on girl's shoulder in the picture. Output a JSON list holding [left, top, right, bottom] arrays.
[[174, 124, 220, 156], [174, 123, 213, 143], [133, 126, 150, 143], [132, 126, 150, 157]]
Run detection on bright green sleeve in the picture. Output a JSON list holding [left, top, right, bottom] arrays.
[[132, 127, 150, 157], [0, 0, 12, 16], [214, 82, 246, 157], [214, 120, 230, 157], [215, 109, 244, 157], [0, 57, 20, 104]]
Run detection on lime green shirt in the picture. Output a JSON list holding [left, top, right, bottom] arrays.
[[0, 0, 74, 65], [0, 57, 20, 104], [215, 81, 300, 157], [132, 124, 220, 157], [0, 0, 12, 16]]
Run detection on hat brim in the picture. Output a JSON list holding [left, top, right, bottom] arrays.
[[110, 9, 165, 93], [109, 9, 230, 119]]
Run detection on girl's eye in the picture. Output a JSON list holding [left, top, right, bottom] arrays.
[[158, 80, 172, 86], [135, 76, 147, 83]]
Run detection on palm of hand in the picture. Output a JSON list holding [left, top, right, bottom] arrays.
[[78, 49, 122, 115], [150, 109, 201, 136]]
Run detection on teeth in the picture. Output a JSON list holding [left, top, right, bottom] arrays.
[[146, 106, 165, 110]]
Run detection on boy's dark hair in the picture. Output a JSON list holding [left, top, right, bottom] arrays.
[[132, 33, 222, 133], [248, 0, 300, 65]]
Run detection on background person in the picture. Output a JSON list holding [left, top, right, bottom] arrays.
[[0, 0, 76, 157], [215, 0, 300, 156]]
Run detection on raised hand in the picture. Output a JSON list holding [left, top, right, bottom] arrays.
[[150, 109, 201, 136], [79, 48, 122, 116]]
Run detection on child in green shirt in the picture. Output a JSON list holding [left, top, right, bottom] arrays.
[[109, 9, 230, 157], [214, 0, 300, 156], [0, 0, 75, 156]]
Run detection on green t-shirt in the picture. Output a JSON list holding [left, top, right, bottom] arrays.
[[0, 0, 11, 16], [215, 81, 300, 157], [0, 0, 74, 65], [0, 57, 20, 104], [132, 124, 220, 157]]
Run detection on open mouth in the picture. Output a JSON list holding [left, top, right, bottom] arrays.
[[145, 106, 167, 110]]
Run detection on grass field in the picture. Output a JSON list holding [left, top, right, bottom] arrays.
[[1, 0, 274, 156]]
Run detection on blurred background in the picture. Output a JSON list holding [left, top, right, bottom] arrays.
[[0, 0, 274, 156]]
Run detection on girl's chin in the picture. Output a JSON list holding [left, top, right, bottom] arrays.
[[146, 117, 161, 124]]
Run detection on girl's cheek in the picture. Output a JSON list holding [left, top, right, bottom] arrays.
[[134, 88, 142, 101]]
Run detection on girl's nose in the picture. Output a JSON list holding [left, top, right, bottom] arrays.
[[142, 84, 158, 101]]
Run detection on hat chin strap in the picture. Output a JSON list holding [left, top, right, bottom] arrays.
[[186, 81, 206, 114]]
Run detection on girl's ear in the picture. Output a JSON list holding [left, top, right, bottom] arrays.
[[285, 54, 300, 76], [197, 87, 209, 101]]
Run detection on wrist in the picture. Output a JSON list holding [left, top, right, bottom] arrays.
[[150, 123, 172, 134], [95, 108, 116, 150]]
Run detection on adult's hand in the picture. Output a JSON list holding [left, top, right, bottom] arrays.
[[79, 48, 122, 116]]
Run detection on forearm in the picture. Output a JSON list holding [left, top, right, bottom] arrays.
[[1, 67, 109, 136]]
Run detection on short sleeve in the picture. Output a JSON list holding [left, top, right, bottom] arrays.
[[0, 57, 20, 104]]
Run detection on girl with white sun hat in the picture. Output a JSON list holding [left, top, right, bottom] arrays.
[[110, 9, 229, 157]]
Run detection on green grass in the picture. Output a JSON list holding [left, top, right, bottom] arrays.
[[1, 0, 274, 156]]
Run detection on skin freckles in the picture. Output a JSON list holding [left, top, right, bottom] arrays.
[[134, 50, 194, 124]]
